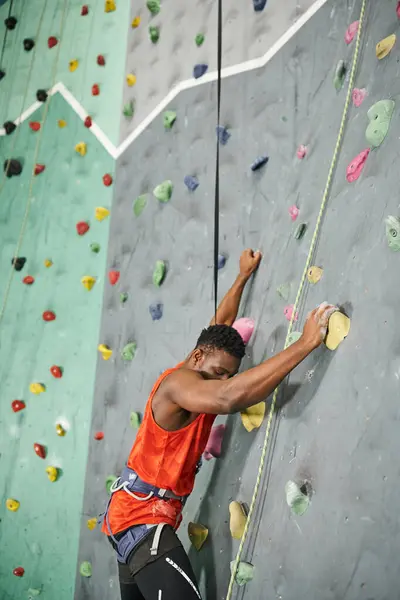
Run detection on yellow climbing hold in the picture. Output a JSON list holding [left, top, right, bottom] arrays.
[[6, 498, 20, 512], [44, 258, 53, 267], [95, 207, 110, 221], [188, 522, 208, 551], [46, 466, 59, 482], [87, 517, 97, 530], [30, 382, 45, 395], [229, 501, 247, 539], [240, 402, 265, 432], [98, 344, 112, 360], [105, 0, 116, 12], [132, 16, 141, 28], [307, 266, 323, 284], [56, 423, 66, 437], [81, 276, 96, 291], [376, 34, 396, 60], [75, 142, 87, 156], [126, 74, 137, 87], [69, 59, 79, 72], [325, 311, 350, 351]]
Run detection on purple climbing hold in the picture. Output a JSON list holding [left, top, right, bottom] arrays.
[[253, 0, 267, 11], [204, 424, 226, 460], [184, 175, 199, 191], [251, 155, 269, 171], [217, 254, 226, 270], [216, 125, 230, 146], [149, 303, 163, 321], [193, 64, 208, 79]]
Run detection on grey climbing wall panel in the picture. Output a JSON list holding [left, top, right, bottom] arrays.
[[76, 1, 400, 599]]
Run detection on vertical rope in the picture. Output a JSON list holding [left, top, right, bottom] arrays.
[[213, 0, 222, 320]]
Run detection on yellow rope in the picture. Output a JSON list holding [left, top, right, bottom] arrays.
[[226, 1, 367, 597]]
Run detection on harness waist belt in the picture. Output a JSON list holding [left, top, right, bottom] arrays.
[[113, 466, 188, 503]]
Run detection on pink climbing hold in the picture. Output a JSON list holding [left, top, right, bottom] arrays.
[[346, 149, 370, 183], [288, 205, 299, 221], [296, 145, 307, 159], [204, 424, 226, 460], [232, 318, 255, 345], [397, 1, 400, 19], [344, 21, 359, 44], [284, 304, 298, 322], [352, 88, 367, 108]]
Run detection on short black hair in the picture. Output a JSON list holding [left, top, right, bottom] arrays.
[[195, 324, 245, 360]]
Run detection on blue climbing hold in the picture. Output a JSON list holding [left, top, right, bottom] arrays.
[[149, 303, 163, 321], [253, 0, 267, 11], [251, 155, 269, 171], [193, 64, 208, 79], [217, 254, 226, 270], [216, 125, 230, 146], [184, 175, 199, 191]]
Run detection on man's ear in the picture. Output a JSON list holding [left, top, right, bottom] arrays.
[[191, 348, 204, 368]]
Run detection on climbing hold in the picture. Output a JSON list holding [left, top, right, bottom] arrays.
[[0, 70, 5, 81], [84, 116, 92, 128], [153, 180, 173, 202], [95, 207, 110, 221], [108, 270, 120, 285], [75, 142, 87, 156], [288, 205, 299, 221], [126, 73, 136, 86], [284, 305, 298, 322], [50, 365, 63, 378], [4, 121, 16, 135], [385, 215, 400, 251], [352, 88, 367, 108], [120, 292, 128, 303], [92, 84, 100, 96], [5, 16, 17, 30], [204, 424, 225, 460], [80, 561, 92, 577], [285, 480, 310, 515], [130, 412, 141, 429], [277, 282, 291, 301], [216, 125, 230, 145], [23, 275, 35, 285], [229, 501, 247, 539], [97, 54, 105, 66], [307, 266, 323, 284], [13, 567, 25, 577], [123, 101, 134, 117], [94, 431, 104, 440], [44, 258, 53, 267], [149, 302, 163, 321], [397, 1, 400, 19], [105, 475, 118, 494], [333, 60, 346, 91], [58, 119, 67, 128], [153, 260, 166, 286], [217, 254, 226, 270], [184, 175, 199, 191], [90, 242, 100, 253], [103, 173, 113, 186], [104, 0, 116, 12], [325, 311, 350, 351], [29, 121, 41, 131], [98, 344, 112, 360], [121, 342, 137, 361], [133, 194, 147, 217], [6, 498, 20, 512], [27, 588, 42, 599], [12, 257, 26, 271], [56, 423, 66, 436], [81, 5, 89, 15], [87, 518, 97, 530], [344, 21, 359, 44], [240, 402, 265, 432], [365, 100, 395, 148], [287, 331, 302, 346], [34, 164, 45, 176], [253, 0, 267, 11], [346, 149, 370, 183], [69, 59, 79, 72], [188, 522, 208, 551], [4, 159, 22, 177], [33, 443, 46, 459], [163, 110, 177, 130], [149, 25, 160, 43], [230, 561, 255, 586], [195, 33, 204, 47], [250, 155, 269, 171], [23, 38, 35, 51], [193, 64, 208, 79], [30, 383, 45, 394], [46, 466, 58, 482], [48, 36, 58, 49], [36, 89, 48, 102], [132, 16, 141, 27], [11, 400, 25, 412], [294, 223, 307, 240], [232, 318, 255, 344], [43, 310, 56, 322], [147, 0, 160, 15], [297, 144, 307, 159], [376, 34, 396, 60], [76, 221, 90, 235]]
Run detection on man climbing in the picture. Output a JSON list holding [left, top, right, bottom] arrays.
[[102, 249, 336, 600]]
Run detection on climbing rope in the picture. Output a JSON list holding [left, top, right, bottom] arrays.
[[226, 0, 368, 597], [213, 0, 222, 318]]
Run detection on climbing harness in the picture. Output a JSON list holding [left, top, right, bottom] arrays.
[[213, 0, 222, 318], [226, 0, 368, 597]]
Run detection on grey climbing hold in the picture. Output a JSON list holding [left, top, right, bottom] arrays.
[[146, 0, 160, 14], [277, 283, 291, 301], [120, 292, 129, 303], [149, 302, 163, 321], [123, 101, 134, 118], [149, 25, 160, 43], [334, 60, 346, 91], [195, 33, 205, 47], [365, 99, 395, 148], [80, 561, 92, 578], [285, 480, 310, 516], [251, 155, 269, 171], [130, 411, 141, 429], [163, 110, 176, 129], [216, 125, 230, 145], [385, 216, 400, 251], [294, 223, 307, 240], [153, 180, 173, 202], [253, 0, 267, 11], [193, 64, 208, 79], [133, 194, 147, 217], [153, 260, 166, 286], [27, 589, 42, 599], [121, 342, 137, 361], [217, 254, 226, 269], [90, 242, 100, 253], [184, 175, 199, 191], [105, 475, 118, 495], [287, 332, 302, 347], [230, 561, 255, 586]]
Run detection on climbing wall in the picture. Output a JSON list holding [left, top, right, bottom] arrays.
[[76, 0, 400, 599]]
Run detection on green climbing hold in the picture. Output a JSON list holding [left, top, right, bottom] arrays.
[[277, 282, 291, 301], [333, 59, 346, 91], [294, 223, 307, 240], [230, 561, 255, 587], [147, 0, 160, 14], [195, 33, 205, 47], [121, 342, 137, 361], [133, 194, 147, 217], [123, 101, 134, 118], [285, 480, 310, 516], [27, 589, 42, 599], [153, 260, 166, 286], [149, 25, 160, 43], [163, 110, 176, 129], [130, 411, 141, 429], [287, 331, 302, 347], [385, 216, 400, 251], [105, 475, 118, 495], [281, 115, 288, 122], [153, 180, 173, 203], [365, 100, 395, 148], [80, 561, 92, 578], [120, 292, 129, 303], [90, 242, 100, 253]]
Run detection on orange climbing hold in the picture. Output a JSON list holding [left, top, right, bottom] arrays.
[[23, 275, 34, 285], [29, 121, 40, 132], [76, 221, 90, 235], [34, 164, 45, 176], [103, 173, 113, 186], [108, 270, 120, 285], [94, 431, 104, 440]]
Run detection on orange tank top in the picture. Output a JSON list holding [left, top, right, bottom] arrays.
[[102, 363, 216, 535]]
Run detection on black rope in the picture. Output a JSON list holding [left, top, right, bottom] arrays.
[[213, 0, 222, 320]]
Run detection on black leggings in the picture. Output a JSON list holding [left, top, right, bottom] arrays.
[[119, 545, 202, 600]]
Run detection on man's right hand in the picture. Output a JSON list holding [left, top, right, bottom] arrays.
[[301, 302, 338, 350]]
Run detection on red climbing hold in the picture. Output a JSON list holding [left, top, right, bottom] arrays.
[[50, 365, 62, 378], [48, 36, 58, 49], [34, 164, 45, 176], [76, 221, 90, 235], [13, 567, 25, 577], [23, 275, 35, 285], [103, 174, 113, 187], [92, 84, 100, 96], [33, 443, 46, 459], [108, 270, 120, 285], [97, 55, 105, 66], [29, 121, 40, 132], [84, 116, 92, 128], [81, 5, 89, 15], [11, 400, 26, 413], [94, 431, 104, 440], [43, 310, 56, 322]]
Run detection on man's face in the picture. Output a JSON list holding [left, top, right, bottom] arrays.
[[191, 348, 241, 380]]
